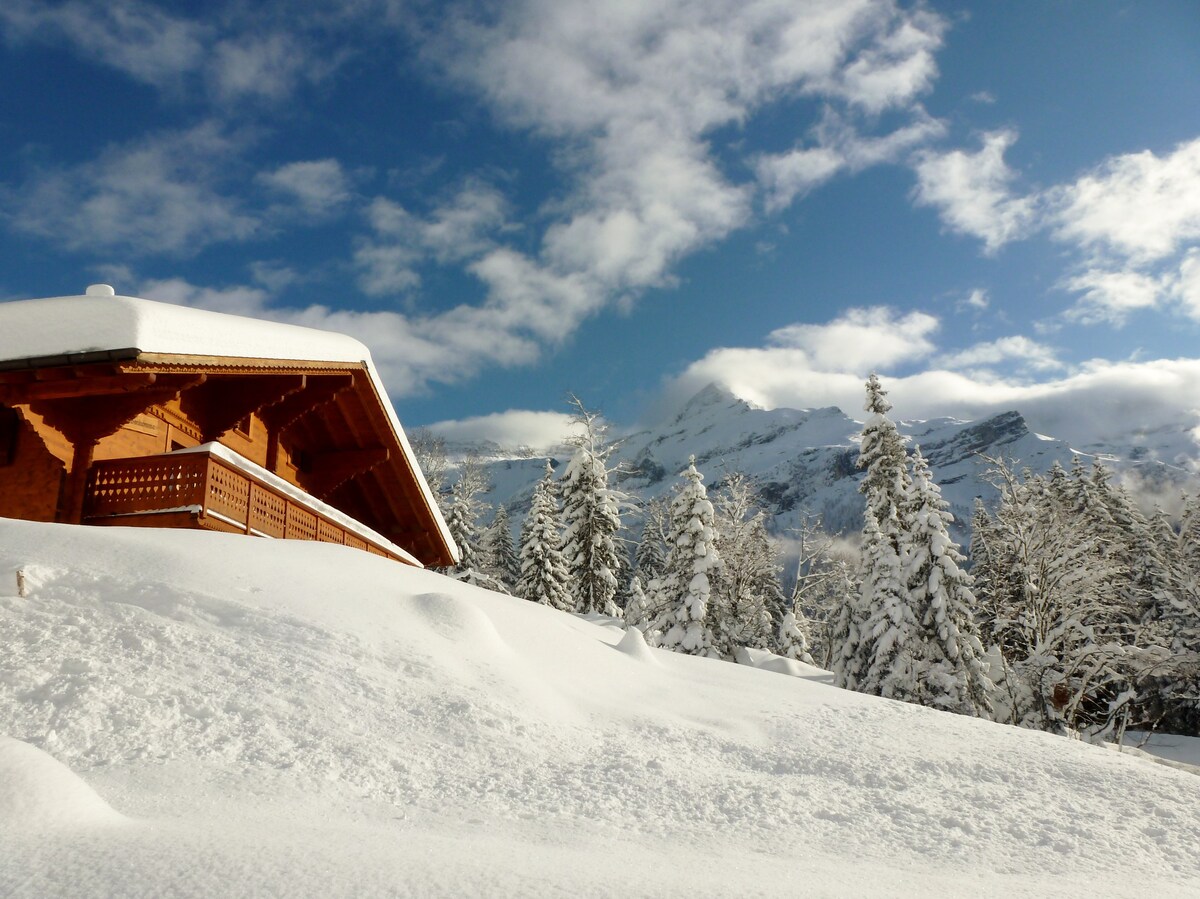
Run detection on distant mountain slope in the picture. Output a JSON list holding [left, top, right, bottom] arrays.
[[463, 384, 1195, 541]]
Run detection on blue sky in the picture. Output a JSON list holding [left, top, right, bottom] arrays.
[[2, 1, 1200, 451]]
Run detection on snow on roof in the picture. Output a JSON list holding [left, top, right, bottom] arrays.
[[0, 286, 457, 564], [0, 286, 369, 366]]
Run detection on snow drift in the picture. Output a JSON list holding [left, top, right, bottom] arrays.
[[2, 518, 1199, 897]]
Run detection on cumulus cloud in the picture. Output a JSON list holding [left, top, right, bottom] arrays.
[[757, 108, 945, 212], [380, 0, 951, 379], [0, 0, 209, 89], [4, 123, 258, 255], [670, 315, 1200, 456], [766, 307, 939, 371], [936, 335, 1063, 373], [1060, 268, 1167, 326], [911, 130, 1038, 253], [259, 159, 351, 216], [1051, 137, 1200, 265], [425, 410, 583, 452], [0, 0, 331, 104], [354, 182, 511, 296]]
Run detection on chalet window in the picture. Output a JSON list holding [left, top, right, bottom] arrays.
[[234, 415, 252, 437]]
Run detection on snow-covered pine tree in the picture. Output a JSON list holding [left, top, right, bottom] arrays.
[[903, 446, 992, 716], [559, 398, 626, 616], [623, 574, 655, 633], [633, 500, 669, 586], [854, 374, 914, 698], [517, 461, 574, 611], [480, 505, 520, 594], [653, 456, 721, 657], [710, 472, 782, 658], [443, 457, 503, 590]]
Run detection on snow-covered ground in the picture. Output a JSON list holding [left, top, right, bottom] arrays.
[[2, 519, 1198, 897]]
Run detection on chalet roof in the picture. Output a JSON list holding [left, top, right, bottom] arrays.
[[0, 286, 368, 367], [0, 285, 458, 567]]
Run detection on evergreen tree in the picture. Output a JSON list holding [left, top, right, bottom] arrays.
[[623, 575, 656, 632], [517, 462, 573, 611], [633, 503, 668, 586], [853, 374, 913, 697], [902, 447, 992, 716], [653, 457, 721, 657], [443, 458, 502, 590], [710, 472, 783, 658], [480, 505, 520, 594], [560, 398, 625, 616]]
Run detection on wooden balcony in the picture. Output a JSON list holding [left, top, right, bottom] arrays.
[[82, 448, 417, 565]]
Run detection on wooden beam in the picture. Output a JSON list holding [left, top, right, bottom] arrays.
[[305, 446, 389, 499], [260, 375, 354, 433], [0, 372, 158, 404], [177, 374, 307, 442], [27, 375, 207, 523]]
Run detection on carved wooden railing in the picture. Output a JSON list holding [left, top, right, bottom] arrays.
[[83, 451, 405, 563]]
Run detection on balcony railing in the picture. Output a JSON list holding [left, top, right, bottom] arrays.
[[82, 449, 411, 564]]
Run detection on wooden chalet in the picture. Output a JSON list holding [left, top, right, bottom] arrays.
[[0, 285, 458, 568]]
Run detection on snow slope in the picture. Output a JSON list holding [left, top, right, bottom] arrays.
[[2, 519, 1199, 897]]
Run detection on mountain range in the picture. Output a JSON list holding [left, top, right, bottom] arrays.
[[450, 384, 1199, 543]]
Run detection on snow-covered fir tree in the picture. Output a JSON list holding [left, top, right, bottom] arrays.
[[480, 505, 520, 594], [443, 457, 503, 590], [710, 472, 783, 658], [652, 456, 721, 657], [559, 399, 626, 616], [623, 575, 655, 633], [517, 461, 574, 611], [849, 374, 914, 697], [633, 501, 669, 586], [902, 446, 992, 716]]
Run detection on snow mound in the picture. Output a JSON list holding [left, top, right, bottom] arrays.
[[0, 737, 123, 828], [614, 625, 659, 664], [734, 646, 833, 680], [3, 518, 1200, 897]]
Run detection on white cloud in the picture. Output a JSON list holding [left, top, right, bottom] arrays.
[[757, 108, 945, 212], [912, 130, 1038, 253], [354, 182, 511, 296], [378, 0, 950, 380], [1061, 268, 1167, 326], [139, 277, 273, 316], [5, 123, 258, 255], [208, 32, 313, 103], [1051, 137, 1200, 265], [425, 410, 582, 452], [960, 288, 989, 311], [0, 1, 333, 105], [259, 160, 351, 216], [669, 313, 1200, 454], [0, 0, 209, 89], [937, 336, 1063, 373], [766, 307, 939, 372]]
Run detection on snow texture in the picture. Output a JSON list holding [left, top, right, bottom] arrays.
[[2, 518, 1200, 897]]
